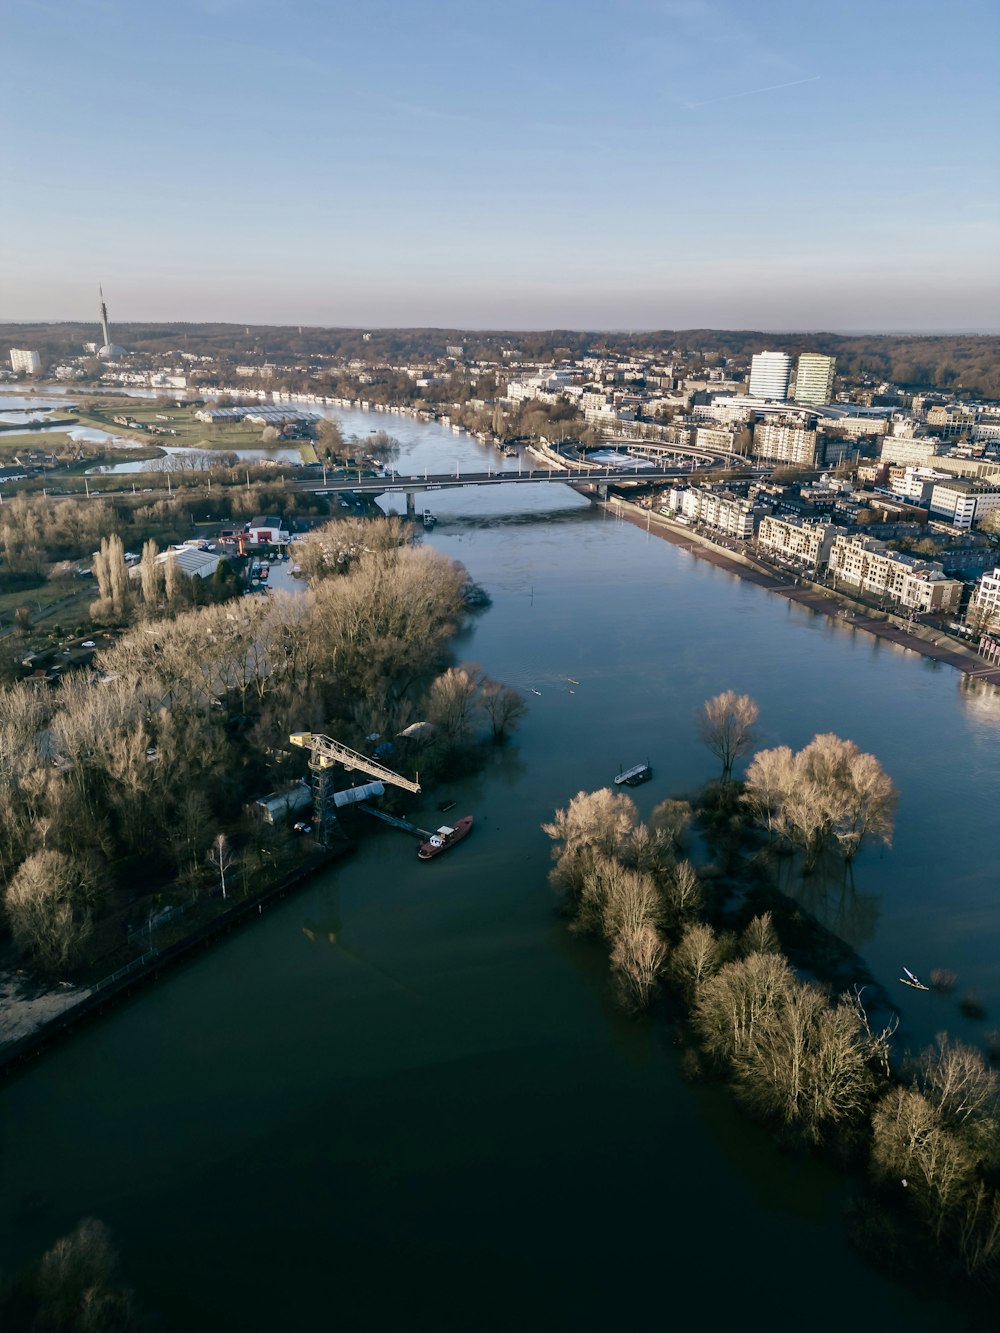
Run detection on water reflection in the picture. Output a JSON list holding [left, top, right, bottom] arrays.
[[774, 851, 881, 952], [958, 673, 1000, 724]]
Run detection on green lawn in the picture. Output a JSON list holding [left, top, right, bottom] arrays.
[[0, 579, 87, 622]]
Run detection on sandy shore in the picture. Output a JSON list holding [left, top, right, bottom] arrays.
[[607, 497, 1000, 688], [0, 969, 90, 1045]]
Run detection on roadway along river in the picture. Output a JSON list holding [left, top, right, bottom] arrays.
[[1, 405, 996, 1328]]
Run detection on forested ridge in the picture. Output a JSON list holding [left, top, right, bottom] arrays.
[[3, 323, 998, 397]]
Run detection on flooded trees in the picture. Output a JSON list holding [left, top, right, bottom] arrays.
[[743, 733, 897, 870], [0, 1217, 136, 1331], [698, 691, 759, 781], [543, 790, 666, 1009]]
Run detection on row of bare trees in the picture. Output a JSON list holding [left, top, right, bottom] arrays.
[[543, 694, 999, 1281]]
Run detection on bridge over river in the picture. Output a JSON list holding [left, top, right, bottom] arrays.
[[312, 463, 692, 515]]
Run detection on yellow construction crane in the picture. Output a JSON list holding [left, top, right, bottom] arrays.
[[289, 732, 421, 843], [289, 733, 421, 791]]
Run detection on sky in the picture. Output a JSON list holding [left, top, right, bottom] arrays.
[[1, 0, 998, 331]]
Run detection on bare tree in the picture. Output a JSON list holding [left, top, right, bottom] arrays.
[[870, 1087, 977, 1240], [739, 912, 780, 957], [426, 666, 484, 745], [918, 1032, 998, 1151], [3, 850, 94, 970], [744, 734, 896, 870], [207, 833, 234, 900], [958, 1183, 1000, 1276], [734, 982, 874, 1141], [480, 680, 527, 742], [693, 950, 794, 1063], [33, 1217, 135, 1330], [663, 858, 702, 925], [611, 922, 667, 1011], [649, 798, 692, 849], [668, 921, 722, 999], [139, 538, 162, 606], [542, 788, 639, 901], [698, 691, 759, 781]]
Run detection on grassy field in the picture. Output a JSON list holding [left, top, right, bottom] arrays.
[[74, 400, 312, 453], [0, 579, 88, 624]]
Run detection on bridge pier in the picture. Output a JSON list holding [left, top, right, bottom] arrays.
[[406, 491, 415, 519]]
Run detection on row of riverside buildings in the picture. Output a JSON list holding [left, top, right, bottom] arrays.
[[661, 481, 998, 621]]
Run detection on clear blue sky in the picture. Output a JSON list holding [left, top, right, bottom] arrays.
[[2, 0, 997, 330]]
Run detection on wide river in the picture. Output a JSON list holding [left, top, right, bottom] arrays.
[[1, 405, 995, 1329]]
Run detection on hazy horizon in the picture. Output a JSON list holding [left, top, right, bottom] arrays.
[[2, 0, 997, 330], [2, 315, 999, 338]]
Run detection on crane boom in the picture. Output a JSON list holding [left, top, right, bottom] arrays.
[[289, 732, 421, 793]]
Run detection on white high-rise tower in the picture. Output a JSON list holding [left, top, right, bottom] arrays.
[[748, 351, 793, 401]]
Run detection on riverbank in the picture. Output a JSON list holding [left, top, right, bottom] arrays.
[[608, 494, 1000, 688], [0, 845, 350, 1081]]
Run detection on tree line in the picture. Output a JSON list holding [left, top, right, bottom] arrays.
[[543, 693, 1000, 1288]]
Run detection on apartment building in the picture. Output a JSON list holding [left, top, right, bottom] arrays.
[[880, 434, 945, 466], [967, 568, 1000, 633], [9, 348, 41, 375], [828, 534, 962, 613], [665, 486, 757, 539], [695, 424, 751, 456], [752, 418, 819, 466], [756, 515, 836, 570]]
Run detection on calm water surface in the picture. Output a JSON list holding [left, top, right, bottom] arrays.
[[0, 406, 994, 1329]]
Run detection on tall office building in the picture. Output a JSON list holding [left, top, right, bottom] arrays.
[[748, 350, 792, 401], [795, 352, 836, 406], [9, 348, 42, 375]]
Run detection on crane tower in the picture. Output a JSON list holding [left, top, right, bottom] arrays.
[[289, 732, 421, 844]]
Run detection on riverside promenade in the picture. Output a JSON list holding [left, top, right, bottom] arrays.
[[609, 496, 1000, 688]]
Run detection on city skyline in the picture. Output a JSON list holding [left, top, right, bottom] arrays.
[[2, 0, 998, 330]]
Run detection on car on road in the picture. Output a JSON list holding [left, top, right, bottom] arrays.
[[81, 640, 96, 648]]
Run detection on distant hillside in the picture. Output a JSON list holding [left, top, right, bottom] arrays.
[[2, 323, 998, 398]]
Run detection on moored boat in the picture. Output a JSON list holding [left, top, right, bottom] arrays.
[[614, 762, 652, 787], [417, 815, 473, 859]]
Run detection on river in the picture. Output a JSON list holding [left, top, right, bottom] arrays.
[[0, 406, 994, 1329]]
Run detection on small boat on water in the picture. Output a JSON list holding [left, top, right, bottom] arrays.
[[417, 816, 473, 860], [615, 762, 652, 787], [899, 966, 930, 991], [422, 509, 436, 528]]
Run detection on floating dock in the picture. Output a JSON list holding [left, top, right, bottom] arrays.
[[358, 805, 433, 839]]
